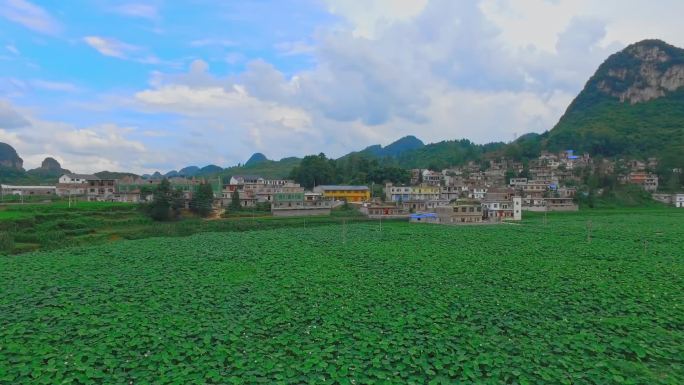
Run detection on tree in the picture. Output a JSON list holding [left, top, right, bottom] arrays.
[[146, 179, 177, 221], [190, 182, 215, 217], [229, 189, 241, 211], [289, 153, 337, 189]]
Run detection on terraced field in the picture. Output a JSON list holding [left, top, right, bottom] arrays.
[[1, 209, 683, 384]]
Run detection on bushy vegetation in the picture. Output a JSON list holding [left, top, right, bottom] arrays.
[[1, 209, 682, 384], [0, 201, 370, 255]]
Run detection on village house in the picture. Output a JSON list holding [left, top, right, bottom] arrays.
[[435, 202, 484, 224], [385, 183, 440, 202], [399, 199, 449, 212], [440, 185, 464, 201], [482, 189, 522, 221], [676, 194, 684, 208], [621, 172, 659, 192], [421, 170, 443, 186], [314, 185, 370, 202], [270, 191, 332, 217], [544, 197, 579, 211], [468, 186, 487, 200], [229, 175, 264, 185], [509, 178, 528, 188], [58, 173, 95, 184], [86, 177, 117, 201], [57, 173, 96, 197], [521, 180, 550, 198], [1, 184, 56, 198], [361, 204, 409, 219]]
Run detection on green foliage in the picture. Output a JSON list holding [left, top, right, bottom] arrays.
[[229, 189, 241, 212], [546, 40, 684, 166], [143, 179, 182, 221], [0, 209, 682, 383], [189, 182, 214, 217], [395, 139, 505, 169], [289, 153, 337, 189], [0, 232, 13, 253]]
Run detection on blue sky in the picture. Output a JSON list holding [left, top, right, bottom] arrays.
[[1, 0, 683, 173]]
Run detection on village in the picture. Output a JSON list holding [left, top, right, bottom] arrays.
[[1, 150, 683, 224]]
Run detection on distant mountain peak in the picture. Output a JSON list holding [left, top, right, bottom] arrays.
[[246, 152, 268, 166], [0, 142, 23, 170], [593, 39, 684, 104], [547, 39, 684, 158], [41, 157, 62, 171]]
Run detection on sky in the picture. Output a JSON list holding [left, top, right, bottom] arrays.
[[1, 0, 683, 174]]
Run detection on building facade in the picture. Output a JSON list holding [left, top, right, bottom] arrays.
[[314, 185, 370, 202], [385, 184, 440, 202]]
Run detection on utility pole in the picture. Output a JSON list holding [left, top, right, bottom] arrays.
[[544, 204, 548, 226], [587, 220, 592, 244]]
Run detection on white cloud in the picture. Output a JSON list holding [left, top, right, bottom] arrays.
[[29, 79, 80, 93], [5, 44, 20, 55], [0, 100, 31, 129], [0, 100, 154, 173], [189, 38, 236, 47], [82, 36, 164, 65], [83, 36, 140, 59], [323, 0, 428, 38], [7, 0, 684, 172], [112, 3, 159, 20], [0, 0, 61, 35]]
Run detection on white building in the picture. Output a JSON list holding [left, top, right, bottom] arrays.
[[676, 194, 684, 208], [59, 173, 96, 184]]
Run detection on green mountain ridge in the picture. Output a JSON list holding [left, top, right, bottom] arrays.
[[545, 39, 684, 168]]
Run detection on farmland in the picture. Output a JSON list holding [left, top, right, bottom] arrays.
[[1, 209, 683, 384], [0, 202, 366, 255]]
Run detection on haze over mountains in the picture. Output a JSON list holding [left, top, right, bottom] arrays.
[[1, 39, 683, 184]]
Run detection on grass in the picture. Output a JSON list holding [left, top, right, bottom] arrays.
[[0, 201, 370, 255], [0, 208, 682, 384]]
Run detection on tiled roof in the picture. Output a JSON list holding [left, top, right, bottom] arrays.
[[316, 185, 369, 191]]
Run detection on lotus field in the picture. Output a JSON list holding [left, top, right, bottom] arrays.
[[1, 209, 683, 384]]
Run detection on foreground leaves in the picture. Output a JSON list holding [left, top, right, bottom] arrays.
[[1, 209, 683, 384]]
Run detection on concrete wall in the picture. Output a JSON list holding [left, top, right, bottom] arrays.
[[271, 208, 331, 217]]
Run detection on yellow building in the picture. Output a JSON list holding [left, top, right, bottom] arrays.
[[314, 185, 371, 202]]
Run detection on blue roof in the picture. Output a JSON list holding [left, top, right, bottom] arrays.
[[568, 155, 579, 159], [410, 213, 437, 219]]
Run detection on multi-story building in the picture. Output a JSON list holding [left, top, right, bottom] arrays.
[[271, 191, 332, 217], [385, 184, 440, 202], [58, 173, 94, 184], [623, 172, 659, 192], [440, 185, 464, 201], [509, 178, 528, 188], [435, 202, 484, 224], [86, 177, 117, 201], [314, 185, 370, 202], [229, 175, 265, 185], [421, 170, 443, 186], [361, 204, 409, 218]]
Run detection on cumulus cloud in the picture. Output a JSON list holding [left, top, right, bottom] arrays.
[[0, 0, 61, 35], [0, 100, 154, 173], [0, 100, 31, 129], [126, 0, 627, 165], [8, 0, 684, 172]]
